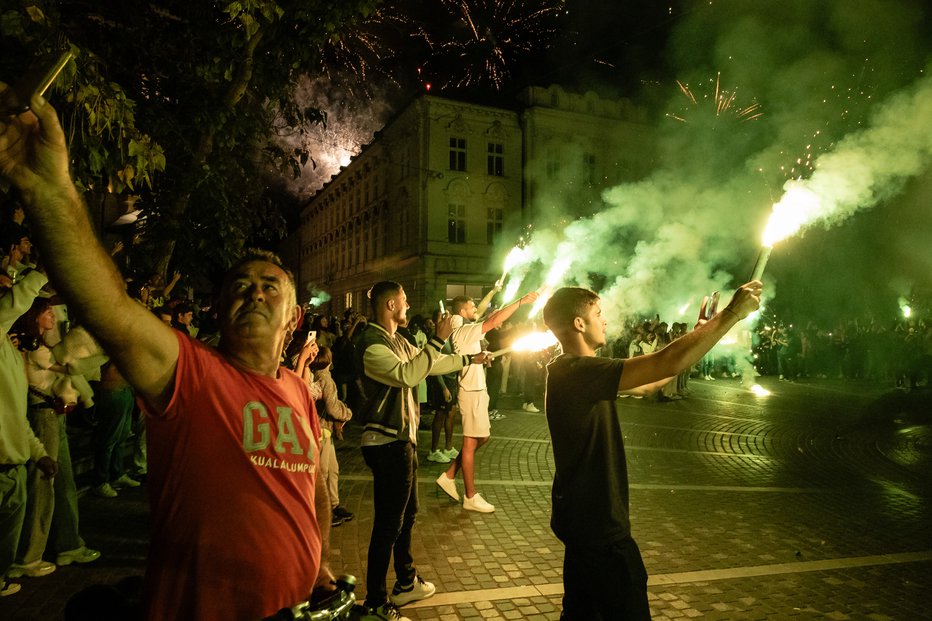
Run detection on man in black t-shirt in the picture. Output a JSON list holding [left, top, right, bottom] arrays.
[[542, 284, 761, 620]]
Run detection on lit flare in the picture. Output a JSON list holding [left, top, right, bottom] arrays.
[[490, 331, 558, 358]]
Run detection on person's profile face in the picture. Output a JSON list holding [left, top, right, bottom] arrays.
[[391, 288, 409, 324], [461, 299, 477, 320], [37, 307, 56, 332], [582, 301, 607, 349]]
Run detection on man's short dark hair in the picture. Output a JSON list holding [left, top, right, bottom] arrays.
[[368, 281, 402, 315], [451, 295, 472, 314], [543, 287, 600, 335], [173, 303, 194, 319], [225, 248, 296, 306]]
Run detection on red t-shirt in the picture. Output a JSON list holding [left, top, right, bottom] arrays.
[[142, 333, 322, 621]]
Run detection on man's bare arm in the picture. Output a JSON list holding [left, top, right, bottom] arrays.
[[475, 281, 502, 317], [619, 282, 762, 391], [0, 91, 179, 410], [619, 376, 675, 396], [481, 290, 539, 334]]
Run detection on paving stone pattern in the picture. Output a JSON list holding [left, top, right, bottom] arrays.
[[1, 378, 930, 620]]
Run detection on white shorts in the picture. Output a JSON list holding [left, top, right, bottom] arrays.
[[458, 390, 490, 438]]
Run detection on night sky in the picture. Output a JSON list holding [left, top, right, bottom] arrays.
[[276, 0, 931, 325]]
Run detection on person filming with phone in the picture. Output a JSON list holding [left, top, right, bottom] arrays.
[[1, 72, 334, 619]]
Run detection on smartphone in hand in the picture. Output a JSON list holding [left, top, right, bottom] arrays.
[[306, 330, 317, 344], [1, 50, 73, 116]]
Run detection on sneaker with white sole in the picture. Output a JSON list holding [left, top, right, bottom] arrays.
[[442, 447, 459, 459], [113, 474, 140, 488], [426, 450, 451, 463], [390, 575, 436, 606], [92, 483, 118, 498], [359, 603, 411, 620], [522, 402, 540, 413], [0, 580, 21, 597], [462, 493, 495, 513], [6, 560, 56, 578], [56, 546, 100, 566], [435, 473, 459, 501]]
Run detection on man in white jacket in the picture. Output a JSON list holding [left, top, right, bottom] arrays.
[[0, 264, 58, 596]]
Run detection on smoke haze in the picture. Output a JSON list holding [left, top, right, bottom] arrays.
[[513, 0, 931, 330]]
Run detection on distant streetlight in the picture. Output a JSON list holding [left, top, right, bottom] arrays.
[[902, 305, 912, 318]]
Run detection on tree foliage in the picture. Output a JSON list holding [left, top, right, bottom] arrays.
[[1, 0, 378, 285]]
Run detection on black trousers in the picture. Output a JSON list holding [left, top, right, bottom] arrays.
[[361, 441, 419, 607], [561, 537, 651, 620]]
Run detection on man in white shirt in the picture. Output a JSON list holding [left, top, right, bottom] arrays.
[[435, 289, 538, 513]]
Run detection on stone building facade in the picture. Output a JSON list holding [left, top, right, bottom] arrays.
[[282, 85, 653, 317]]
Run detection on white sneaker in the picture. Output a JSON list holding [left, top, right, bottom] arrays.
[[463, 493, 495, 513], [113, 474, 141, 488], [442, 447, 459, 459], [435, 473, 459, 501], [390, 575, 436, 606], [92, 483, 118, 498], [6, 560, 56, 578], [426, 450, 451, 463], [522, 402, 540, 413], [0, 580, 21, 597]]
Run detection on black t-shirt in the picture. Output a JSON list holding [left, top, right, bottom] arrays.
[[545, 353, 630, 547]]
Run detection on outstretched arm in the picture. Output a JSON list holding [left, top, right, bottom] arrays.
[[475, 280, 502, 317], [0, 90, 179, 411], [619, 282, 762, 391], [481, 290, 539, 334]]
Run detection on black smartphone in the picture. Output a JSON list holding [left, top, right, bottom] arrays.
[[1, 50, 73, 115]]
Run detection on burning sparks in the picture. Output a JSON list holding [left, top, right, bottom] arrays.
[[490, 330, 558, 357], [429, 0, 565, 90], [667, 73, 763, 123], [761, 184, 822, 246], [750, 384, 771, 397], [500, 245, 530, 284], [529, 252, 572, 317]]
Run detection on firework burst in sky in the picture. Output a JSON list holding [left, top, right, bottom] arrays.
[[427, 0, 566, 90], [666, 72, 763, 123]]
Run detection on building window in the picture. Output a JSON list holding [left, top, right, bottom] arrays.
[[448, 203, 466, 244], [486, 207, 503, 245], [446, 284, 485, 300], [487, 142, 504, 176], [584, 152, 596, 185], [345, 291, 353, 310], [449, 137, 466, 171]]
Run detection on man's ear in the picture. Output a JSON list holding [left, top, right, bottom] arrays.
[[290, 304, 305, 333], [387, 297, 396, 312], [573, 316, 586, 333]]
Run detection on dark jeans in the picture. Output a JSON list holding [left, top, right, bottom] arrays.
[[92, 386, 134, 485], [561, 537, 650, 620], [361, 441, 419, 607]]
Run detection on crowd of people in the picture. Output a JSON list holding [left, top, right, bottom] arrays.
[[0, 83, 924, 621]]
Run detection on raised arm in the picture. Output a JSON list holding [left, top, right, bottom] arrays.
[[618, 282, 762, 391], [481, 290, 539, 334], [475, 280, 502, 317], [0, 91, 179, 410]]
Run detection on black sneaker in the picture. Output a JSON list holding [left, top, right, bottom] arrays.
[[331, 514, 346, 527], [333, 506, 354, 522]]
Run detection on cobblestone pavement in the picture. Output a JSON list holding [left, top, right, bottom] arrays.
[[2, 377, 930, 620]]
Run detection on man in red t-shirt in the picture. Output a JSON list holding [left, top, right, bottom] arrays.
[[1, 89, 333, 619]]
